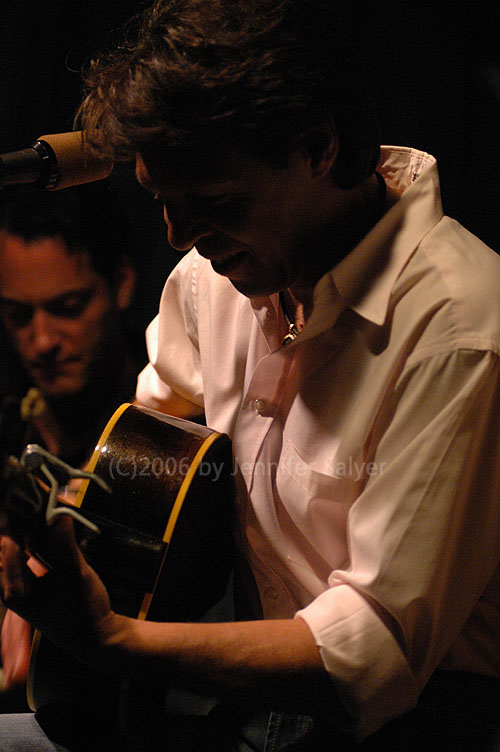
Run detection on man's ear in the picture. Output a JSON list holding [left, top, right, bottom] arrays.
[[302, 123, 339, 178], [114, 257, 136, 310]]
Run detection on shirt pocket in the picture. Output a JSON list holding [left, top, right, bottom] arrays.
[[276, 441, 359, 576]]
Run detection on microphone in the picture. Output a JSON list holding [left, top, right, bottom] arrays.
[[0, 132, 113, 191]]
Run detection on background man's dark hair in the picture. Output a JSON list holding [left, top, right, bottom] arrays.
[[0, 182, 135, 285], [77, 0, 381, 189]]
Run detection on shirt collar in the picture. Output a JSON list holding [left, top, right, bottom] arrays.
[[304, 146, 444, 338]]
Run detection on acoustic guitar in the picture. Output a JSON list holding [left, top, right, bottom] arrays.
[[1, 402, 234, 733]]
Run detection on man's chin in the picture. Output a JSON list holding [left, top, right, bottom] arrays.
[[34, 378, 87, 403]]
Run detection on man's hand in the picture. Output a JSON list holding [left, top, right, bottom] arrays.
[[1, 519, 331, 712], [0, 517, 116, 668]]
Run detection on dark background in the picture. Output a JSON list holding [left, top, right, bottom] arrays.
[[1, 1, 499, 389]]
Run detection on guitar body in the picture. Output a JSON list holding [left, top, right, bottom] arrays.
[[23, 403, 234, 732]]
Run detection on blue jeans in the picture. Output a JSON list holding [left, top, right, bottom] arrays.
[[0, 706, 320, 752], [0, 672, 499, 751]]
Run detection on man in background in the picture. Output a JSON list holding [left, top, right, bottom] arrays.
[[0, 183, 139, 707]]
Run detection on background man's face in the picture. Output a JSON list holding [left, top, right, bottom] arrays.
[[0, 231, 121, 400]]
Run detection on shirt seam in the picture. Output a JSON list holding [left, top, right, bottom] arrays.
[[404, 341, 500, 370]]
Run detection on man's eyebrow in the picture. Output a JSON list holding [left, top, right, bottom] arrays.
[[0, 287, 95, 307], [135, 161, 164, 194], [0, 295, 30, 307], [0, 294, 32, 306], [135, 172, 157, 194], [135, 163, 244, 197], [46, 287, 96, 303]]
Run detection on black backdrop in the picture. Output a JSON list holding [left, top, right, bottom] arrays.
[[1, 0, 499, 388]]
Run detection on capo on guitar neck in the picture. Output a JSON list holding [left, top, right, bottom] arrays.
[[19, 444, 110, 534], [6, 403, 235, 732]]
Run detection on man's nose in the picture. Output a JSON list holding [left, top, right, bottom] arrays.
[[29, 309, 60, 356], [164, 203, 211, 252]]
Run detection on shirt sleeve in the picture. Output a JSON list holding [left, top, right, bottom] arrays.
[[135, 251, 204, 418], [297, 347, 500, 739]]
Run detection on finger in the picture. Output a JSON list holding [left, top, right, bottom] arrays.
[[0, 534, 14, 569], [45, 515, 89, 577], [0, 535, 28, 572], [0, 535, 36, 609]]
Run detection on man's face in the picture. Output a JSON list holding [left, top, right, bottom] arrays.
[[136, 146, 336, 299], [0, 232, 123, 400]]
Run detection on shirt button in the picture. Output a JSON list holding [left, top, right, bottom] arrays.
[[265, 586, 279, 600], [254, 398, 268, 415]]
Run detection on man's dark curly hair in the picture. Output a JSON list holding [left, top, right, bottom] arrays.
[[77, 0, 380, 189], [0, 183, 134, 284]]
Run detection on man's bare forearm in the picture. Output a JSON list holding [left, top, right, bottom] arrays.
[[102, 613, 332, 711]]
